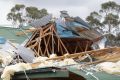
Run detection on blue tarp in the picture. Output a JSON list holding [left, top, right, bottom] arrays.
[[0, 36, 6, 44], [55, 18, 90, 38], [55, 19, 78, 37]]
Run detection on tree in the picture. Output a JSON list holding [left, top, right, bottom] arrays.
[[7, 4, 25, 27], [26, 7, 40, 19], [100, 1, 120, 34], [26, 7, 48, 20], [7, 4, 48, 27], [99, 1, 117, 15], [86, 1, 120, 34], [86, 11, 103, 31], [115, 4, 120, 15], [103, 13, 119, 33]]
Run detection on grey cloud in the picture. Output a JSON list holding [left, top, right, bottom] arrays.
[[14, 0, 93, 8], [0, 0, 120, 25]]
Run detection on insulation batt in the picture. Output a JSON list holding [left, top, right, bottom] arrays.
[[96, 60, 120, 75], [62, 58, 77, 66], [116, 60, 120, 67], [2, 56, 13, 67], [49, 54, 57, 58], [38, 58, 77, 68], [63, 53, 69, 57], [0, 50, 16, 67], [1, 63, 32, 80], [38, 61, 55, 68], [32, 55, 77, 68], [0, 52, 13, 67], [33, 56, 48, 63]]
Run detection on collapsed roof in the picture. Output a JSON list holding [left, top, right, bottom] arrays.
[[25, 11, 102, 57], [30, 11, 102, 41], [57, 11, 102, 41]]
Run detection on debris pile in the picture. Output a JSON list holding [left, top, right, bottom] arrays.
[[23, 12, 102, 57], [1, 63, 32, 80], [0, 11, 120, 80], [96, 61, 120, 75]]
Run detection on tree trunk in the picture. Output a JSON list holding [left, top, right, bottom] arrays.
[[108, 21, 111, 34]]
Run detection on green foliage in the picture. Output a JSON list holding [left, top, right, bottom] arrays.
[[7, 4, 48, 25], [15, 4, 25, 11], [26, 7, 40, 19], [86, 1, 120, 34], [7, 13, 14, 21], [7, 4, 25, 24], [39, 9, 48, 18], [116, 5, 120, 14], [86, 11, 103, 27], [100, 1, 117, 13], [103, 13, 119, 26], [26, 7, 48, 19]]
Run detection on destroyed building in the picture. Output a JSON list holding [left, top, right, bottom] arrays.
[[24, 11, 102, 57], [0, 11, 120, 80]]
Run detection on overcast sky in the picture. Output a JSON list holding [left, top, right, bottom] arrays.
[[0, 0, 120, 25]]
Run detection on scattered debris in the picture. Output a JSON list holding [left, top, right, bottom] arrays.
[[1, 63, 32, 80], [96, 61, 120, 75], [0, 11, 120, 80]]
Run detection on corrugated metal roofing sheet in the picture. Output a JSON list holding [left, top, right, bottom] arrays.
[[0, 27, 29, 44], [29, 13, 102, 41], [30, 14, 52, 28], [74, 16, 90, 28], [55, 17, 102, 41]]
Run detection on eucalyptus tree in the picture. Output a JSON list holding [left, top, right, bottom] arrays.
[[100, 1, 120, 34], [7, 4, 25, 27], [39, 8, 48, 18], [7, 4, 48, 27], [86, 11, 103, 32], [26, 7, 48, 21], [99, 1, 117, 15], [116, 4, 120, 15], [103, 13, 119, 34], [86, 1, 120, 34]]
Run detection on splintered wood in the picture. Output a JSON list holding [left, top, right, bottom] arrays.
[[25, 23, 69, 57], [47, 47, 120, 61], [16, 22, 120, 64], [16, 29, 36, 36]]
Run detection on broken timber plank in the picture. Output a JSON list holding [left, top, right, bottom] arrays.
[[16, 29, 36, 36], [47, 47, 120, 61]]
